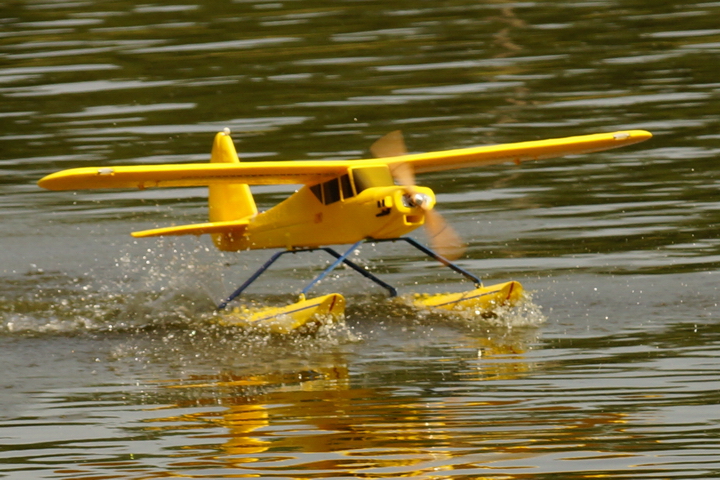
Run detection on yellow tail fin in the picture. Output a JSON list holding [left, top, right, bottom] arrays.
[[209, 129, 257, 251]]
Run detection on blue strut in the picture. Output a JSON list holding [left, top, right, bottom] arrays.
[[300, 240, 364, 297], [216, 237, 481, 310], [216, 241, 396, 310]]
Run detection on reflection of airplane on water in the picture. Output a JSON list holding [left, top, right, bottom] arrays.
[[137, 330, 632, 476]]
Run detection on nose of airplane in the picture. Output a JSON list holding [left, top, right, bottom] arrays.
[[398, 187, 436, 212], [410, 192, 434, 210]]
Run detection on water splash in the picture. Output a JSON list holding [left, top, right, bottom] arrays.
[[1, 239, 223, 335], [1, 234, 543, 343], [469, 290, 546, 329]]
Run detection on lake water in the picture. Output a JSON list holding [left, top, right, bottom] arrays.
[[2, 1, 720, 478]]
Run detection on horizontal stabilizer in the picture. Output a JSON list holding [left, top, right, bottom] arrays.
[[131, 219, 249, 238]]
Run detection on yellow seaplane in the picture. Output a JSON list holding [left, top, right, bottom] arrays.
[[38, 127, 651, 333]]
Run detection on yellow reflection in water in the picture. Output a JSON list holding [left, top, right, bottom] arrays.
[[111, 330, 629, 479], [54, 325, 641, 479]]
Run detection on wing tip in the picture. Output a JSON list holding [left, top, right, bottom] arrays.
[[614, 129, 652, 144], [37, 172, 63, 191]]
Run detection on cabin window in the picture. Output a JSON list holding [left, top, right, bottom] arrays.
[[340, 174, 353, 199], [309, 173, 357, 205], [310, 183, 323, 203], [323, 178, 341, 204], [351, 165, 394, 193]]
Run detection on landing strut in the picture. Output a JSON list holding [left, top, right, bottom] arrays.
[[217, 237, 481, 311]]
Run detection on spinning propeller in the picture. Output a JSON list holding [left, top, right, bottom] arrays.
[[370, 131, 466, 260]]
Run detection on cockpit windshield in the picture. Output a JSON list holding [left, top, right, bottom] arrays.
[[351, 165, 394, 193]]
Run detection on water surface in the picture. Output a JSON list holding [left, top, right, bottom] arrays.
[[2, 1, 720, 478]]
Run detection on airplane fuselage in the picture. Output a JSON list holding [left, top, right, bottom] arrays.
[[213, 165, 434, 251]]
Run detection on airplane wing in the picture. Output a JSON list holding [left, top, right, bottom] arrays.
[[37, 160, 356, 191], [380, 130, 652, 173], [38, 130, 651, 191]]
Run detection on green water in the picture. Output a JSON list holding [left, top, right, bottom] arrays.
[[2, 1, 720, 478]]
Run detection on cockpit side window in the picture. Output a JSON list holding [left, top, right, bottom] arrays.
[[310, 183, 323, 203], [351, 165, 394, 193], [340, 174, 353, 200], [309, 172, 356, 205], [308, 171, 368, 205], [323, 178, 341, 204]]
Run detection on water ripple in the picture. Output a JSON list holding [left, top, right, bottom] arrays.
[[3, 0, 720, 477]]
